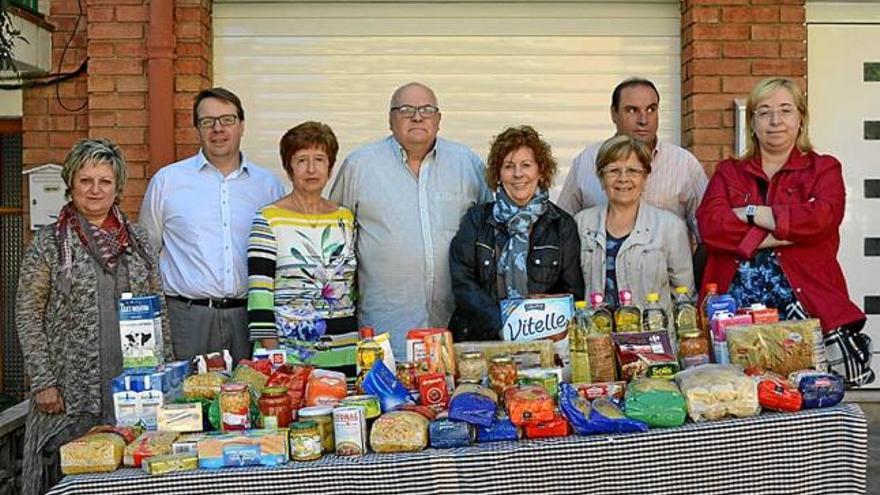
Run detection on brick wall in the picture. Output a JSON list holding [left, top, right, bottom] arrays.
[[21, 0, 213, 218], [681, 0, 807, 175]]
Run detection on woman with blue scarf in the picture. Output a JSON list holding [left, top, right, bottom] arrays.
[[449, 125, 584, 341]]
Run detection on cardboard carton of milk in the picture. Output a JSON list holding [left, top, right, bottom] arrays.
[[500, 294, 574, 381], [119, 293, 164, 370]]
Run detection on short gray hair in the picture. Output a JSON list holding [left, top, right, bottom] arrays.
[[61, 138, 128, 199]]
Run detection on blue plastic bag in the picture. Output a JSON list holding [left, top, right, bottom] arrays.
[[559, 383, 648, 435], [790, 371, 845, 409], [429, 417, 474, 449], [362, 361, 414, 413], [448, 392, 497, 427], [476, 415, 520, 443]]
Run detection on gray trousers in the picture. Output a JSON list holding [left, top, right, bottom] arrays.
[[166, 297, 251, 365]]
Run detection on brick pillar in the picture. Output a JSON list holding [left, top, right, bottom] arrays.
[[87, 0, 150, 215], [22, 0, 88, 169], [21, 0, 214, 219], [174, 0, 213, 160], [681, 0, 807, 175]]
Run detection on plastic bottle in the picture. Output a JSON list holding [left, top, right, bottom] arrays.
[[588, 292, 615, 335], [568, 301, 592, 383], [673, 286, 699, 335], [355, 326, 384, 394], [699, 283, 719, 340], [642, 292, 669, 332], [614, 289, 642, 333]]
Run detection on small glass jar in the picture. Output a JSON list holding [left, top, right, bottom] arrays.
[[258, 386, 292, 429], [297, 406, 335, 454], [290, 421, 323, 461], [488, 355, 518, 396], [219, 383, 250, 431], [458, 351, 487, 383], [678, 330, 711, 370], [396, 362, 418, 392]]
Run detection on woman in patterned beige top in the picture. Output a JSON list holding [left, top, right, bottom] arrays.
[[247, 122, 357, 358], [15, 139, 172, 495]]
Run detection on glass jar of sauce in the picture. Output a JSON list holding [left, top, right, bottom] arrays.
[[258, 386, 292, 428], [678, 330, 711, 370]]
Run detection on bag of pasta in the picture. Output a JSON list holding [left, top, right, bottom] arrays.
[[369, 411, 430, 453], [675, 364, 759, 422], [182, 372, 227, 401], [60, 426, 138, 475], [559, 383, 647, 435], [623, 377, 687, 428], [726, 319, 827, 377]]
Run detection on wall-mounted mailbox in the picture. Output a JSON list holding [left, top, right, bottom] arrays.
[[22, 164, 65, 231]]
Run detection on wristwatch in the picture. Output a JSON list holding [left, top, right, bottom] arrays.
[[745, 204, 758, 226]]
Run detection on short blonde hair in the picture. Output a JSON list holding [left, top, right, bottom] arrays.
[[742, 77, 812, 159], [60, 138, 128, 200], [595, 134, 653, 177]]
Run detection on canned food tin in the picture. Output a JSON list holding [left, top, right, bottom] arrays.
[[332, 406, 367, 456]]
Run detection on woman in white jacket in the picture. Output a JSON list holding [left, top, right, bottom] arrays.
[[575, 134, 694, 324]]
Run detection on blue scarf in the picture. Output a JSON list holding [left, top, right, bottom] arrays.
[[492, 187, 549, 299]]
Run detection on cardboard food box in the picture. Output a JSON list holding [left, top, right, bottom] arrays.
[[119, 293, 164, 370], [111, 372, 167, 430], [500, 295, 574, 381], [197, 429, 289, 469], [157, 403, 204, 433]]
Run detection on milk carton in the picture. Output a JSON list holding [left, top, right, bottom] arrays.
[[111, 371, 168, 430], [500, 294, 574, 381], [119, 293, 164, 370]]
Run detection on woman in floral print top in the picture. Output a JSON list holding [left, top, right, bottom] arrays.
[[247, 122, 357, 349]]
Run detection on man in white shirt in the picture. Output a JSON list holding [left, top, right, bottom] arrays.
[[557, 77, 708, 242], [330, 82, 491, 358], [140, 87, 285, 363]]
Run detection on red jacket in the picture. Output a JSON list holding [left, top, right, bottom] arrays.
[[696, 149, 865, 334]]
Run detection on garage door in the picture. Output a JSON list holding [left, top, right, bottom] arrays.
[[213, 1, 680, 194]]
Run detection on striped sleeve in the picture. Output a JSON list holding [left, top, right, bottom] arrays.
[[247, 210, 278, 341]]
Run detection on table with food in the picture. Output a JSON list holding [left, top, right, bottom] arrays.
[[45, 291, 869, 495]]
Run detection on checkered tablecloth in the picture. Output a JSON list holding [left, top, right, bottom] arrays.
[[46, 403, 868, 495]]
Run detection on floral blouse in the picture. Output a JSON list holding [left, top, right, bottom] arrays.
[[247, 205, 357, 341]]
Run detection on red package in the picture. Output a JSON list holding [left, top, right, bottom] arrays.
[[754, 373, 803, 412], [505, 386, 555, 426], [574, 381, 626, 401], [239, 358, 273, 377], [267, 364, 313, 417], [305, 369, 347, 407], [418, 372, 450, 411], [524, 413, 570, 439]]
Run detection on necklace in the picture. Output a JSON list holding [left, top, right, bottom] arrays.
[[290, 194, 324, 229]]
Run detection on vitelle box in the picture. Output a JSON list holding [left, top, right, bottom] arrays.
[[500, 295, 574, 380], [119, 293, 164, 370]]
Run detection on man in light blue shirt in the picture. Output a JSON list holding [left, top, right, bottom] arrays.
[[330, 82, 491, 358], [140, 88, 285, 363]]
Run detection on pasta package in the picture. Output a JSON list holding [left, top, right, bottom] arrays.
[[675, 364, 759, 422], [182, 372, 227, 401], [727, 319, 827, 377], [231, 364, 269, 393], [60, 427, 136, 474], [123, 431, 179, 467], [369, 411, 430, 453]]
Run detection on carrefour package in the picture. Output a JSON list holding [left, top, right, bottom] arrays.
[[504, 386, 555, 426], [60, 426, 138, 475], [623, 377, 687, 428], [675, 364, 759, 421], [726, 319, 827, 376], [476, 414, 521, 443], [429, 415, 474, 449]]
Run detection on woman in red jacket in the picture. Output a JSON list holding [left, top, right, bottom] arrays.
[[696, 77, 873, 386]]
